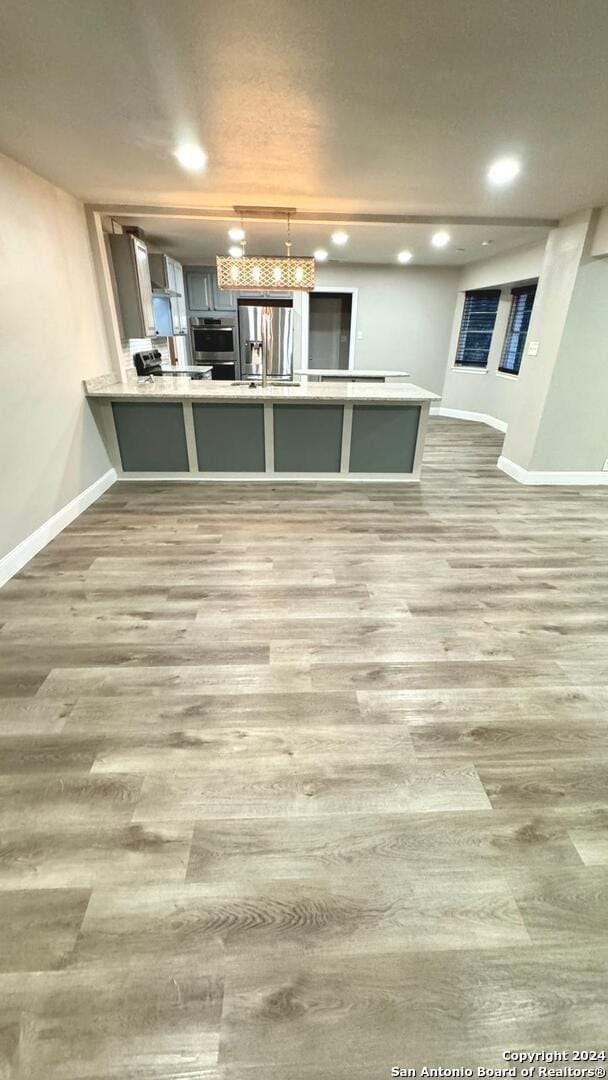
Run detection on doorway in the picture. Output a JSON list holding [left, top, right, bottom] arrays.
[[307, 291, 354, 370]]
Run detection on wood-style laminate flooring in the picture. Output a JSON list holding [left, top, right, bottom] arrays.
[[1, 417, 607, 1078]]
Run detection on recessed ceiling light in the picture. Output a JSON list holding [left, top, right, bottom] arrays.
[[174, 144, 207, 172], [397, 250, 413, 264], [313, 248, 328, 261], [456, 247, 466, 253], [481, 239, 493, 246], [228, 227, 245, 242], [487, 156, 521, 186], [228, 245, 243, 258], [331, 231, 349, 245], [431, 230, 450, 248]]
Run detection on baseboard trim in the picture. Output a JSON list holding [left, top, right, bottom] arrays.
[[0, 468, 117, 587], [430, 406, 508, 434], [498, 455, 608, 486], [115, 474, 420, 484]]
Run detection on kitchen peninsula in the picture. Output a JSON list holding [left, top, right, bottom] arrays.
[[85, 376, 439, 481]]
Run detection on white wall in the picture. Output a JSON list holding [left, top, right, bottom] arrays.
[[440, 241, 546, 427], [315, 262, 459, 393], [0, 152, 113, 562]]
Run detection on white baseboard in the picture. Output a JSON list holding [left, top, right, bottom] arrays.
[[0, 468, 117, 588], [116, 473, 419, 484], [430, 406, 508, 434], [498, 455, 608, 486]]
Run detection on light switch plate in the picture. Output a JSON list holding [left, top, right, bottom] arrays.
[[528, 340, 540, 355]]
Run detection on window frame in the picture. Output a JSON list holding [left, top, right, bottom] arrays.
[[498, 283, 538, 377], [454, 289, 501, 370]]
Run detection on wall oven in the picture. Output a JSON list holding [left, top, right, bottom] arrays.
[[190, 317, 238, 378]]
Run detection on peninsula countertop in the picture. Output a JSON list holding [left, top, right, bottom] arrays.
[[295, 368, 411, 379], [84, 375, 440, 404]]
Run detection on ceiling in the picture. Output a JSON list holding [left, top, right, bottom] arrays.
[[1, 0, 607, 221], [116, 215, 549, 266]]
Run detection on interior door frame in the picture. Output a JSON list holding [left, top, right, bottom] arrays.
[[296, 286, 358, 372]]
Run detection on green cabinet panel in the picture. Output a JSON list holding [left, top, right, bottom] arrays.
[[112, 403, 189, 472], [274, 405, 343, 472], [193, 404, 265, 472], [349, 405, 420, 473]]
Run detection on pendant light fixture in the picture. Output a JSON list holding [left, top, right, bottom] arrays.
[[216, 210, 315, 291]]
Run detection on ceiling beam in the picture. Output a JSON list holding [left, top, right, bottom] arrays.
[[89, 204, 559, 229]]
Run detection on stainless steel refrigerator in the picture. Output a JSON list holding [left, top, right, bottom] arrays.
[[238, 298, 294, 380]]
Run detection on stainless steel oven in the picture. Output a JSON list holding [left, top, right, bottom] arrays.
[[190, 317, 238, 377]]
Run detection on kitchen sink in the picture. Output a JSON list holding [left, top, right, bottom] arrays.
[[230, 380, 300, 387]]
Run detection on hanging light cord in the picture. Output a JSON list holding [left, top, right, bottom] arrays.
[[286, 212, 292, 260]]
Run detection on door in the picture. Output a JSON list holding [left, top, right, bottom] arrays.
[[132, 237, 156, 337], [239, 302, 293, 378], [212, 275, 238, 311], [308, 292, 352, 369], [264, 305, 293, 378], [187, 271, 213, 312], [166, 258, 182, 335], [173, 262, 188, 334]]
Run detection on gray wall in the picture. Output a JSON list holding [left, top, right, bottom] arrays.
[[0, 151, 113, 563], [315, 262, 459, 393], [530, 255, 608, 471], [501, 210, 594, 470], [440, 242, 546, 426]]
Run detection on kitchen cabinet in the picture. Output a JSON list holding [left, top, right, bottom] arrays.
[[152, 295, 174, 337], [186, 270, 213, 313], [173, 262, 188, 334], [149, 253, 187, 335], [186, 268, 237, 313], [109, 233, 157, 339], [212, 275, 238, 311]]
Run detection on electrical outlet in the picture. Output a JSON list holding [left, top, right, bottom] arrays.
[[603, 458, 608, 472]]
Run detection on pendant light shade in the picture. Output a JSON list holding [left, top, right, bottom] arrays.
[[216, 254, 315, 292]]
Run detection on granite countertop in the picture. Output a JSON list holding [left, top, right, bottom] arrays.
[[160, 364, 212, 374], [295, 368, 411, 378], [84, 375, 440, 404]]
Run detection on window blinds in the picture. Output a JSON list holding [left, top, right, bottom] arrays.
[[455, 290, 501, 367]]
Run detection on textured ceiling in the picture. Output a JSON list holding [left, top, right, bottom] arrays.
[[1, 0, 607, 219]]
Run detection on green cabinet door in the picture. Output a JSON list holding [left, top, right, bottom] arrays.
[[274, 405, 343, 472], [112, 403, 189, 472], [349, 405, 421, 473], [193, 404, 265, 471]]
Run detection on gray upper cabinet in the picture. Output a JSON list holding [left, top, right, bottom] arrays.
[[173, 262, 188, 334], [149, 253, 187, 336], [186, 270, 213, 313], [212, 275, 237, 311], [186, 267, 237, 313], [109, 233, 157, 339]]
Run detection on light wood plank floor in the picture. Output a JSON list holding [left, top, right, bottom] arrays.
[[1, 417, 607, 1078]]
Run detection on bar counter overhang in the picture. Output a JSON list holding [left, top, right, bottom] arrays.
[[85, 376, 440, 482]]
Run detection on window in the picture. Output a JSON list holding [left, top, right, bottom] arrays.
[[455, 289, 501, 368], [499, 284, 537, 375]]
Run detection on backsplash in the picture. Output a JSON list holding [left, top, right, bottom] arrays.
[[120, 337, 170, 378]]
